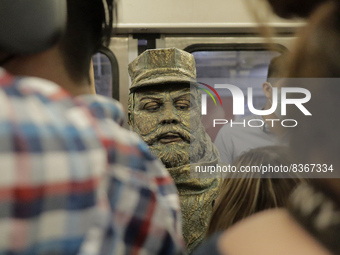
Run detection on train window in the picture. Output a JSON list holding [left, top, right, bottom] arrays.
[[92, 47, 119, 100], [185, 44, 287, 141]]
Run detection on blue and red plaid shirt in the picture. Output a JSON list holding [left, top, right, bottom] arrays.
[[0, 68, 185, 255]]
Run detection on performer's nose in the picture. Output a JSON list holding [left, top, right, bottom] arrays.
[[160, 103, 180, 125]]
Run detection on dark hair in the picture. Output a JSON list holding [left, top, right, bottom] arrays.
[[207, 146, 303, 236], [59, 0, 115, 83], [287, 1, 340, 78], [266, 0, 330, 18], [267, 54, 286, 82]]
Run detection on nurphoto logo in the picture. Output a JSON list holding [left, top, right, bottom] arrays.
[[199, 84, 312, 128]]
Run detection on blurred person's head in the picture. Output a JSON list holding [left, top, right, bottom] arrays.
[[207, 146, 303, 236], [265, 0, 330, 18], [286, 1, 340, 205], [0, 0, 115, 96], [287, 1, 340, 78]]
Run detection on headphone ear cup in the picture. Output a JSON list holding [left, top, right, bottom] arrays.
[[0, 0, 67, 54]]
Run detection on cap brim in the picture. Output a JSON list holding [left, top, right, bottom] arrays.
[[130, 76, 200, 91]]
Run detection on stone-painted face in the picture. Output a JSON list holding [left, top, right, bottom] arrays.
[[129, 84, 202, 168]]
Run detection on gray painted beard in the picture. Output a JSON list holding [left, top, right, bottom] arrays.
[[149, 142, 190, 168], [137, 123, 207, 168], [149, 137, 205, 168]]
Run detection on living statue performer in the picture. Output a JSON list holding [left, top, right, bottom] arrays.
[[127, 48, 221, 253]]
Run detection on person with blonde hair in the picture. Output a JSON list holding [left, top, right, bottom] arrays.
[[207, 146, 302, 236]]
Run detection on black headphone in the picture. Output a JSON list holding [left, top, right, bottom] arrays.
[[0, 0, 67, 55]]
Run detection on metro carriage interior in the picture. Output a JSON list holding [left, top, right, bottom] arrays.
[[92, 0, 301, 132], [1, 0, 340, 254]]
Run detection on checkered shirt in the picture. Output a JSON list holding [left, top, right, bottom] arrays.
[[0, 68, 185, 255]]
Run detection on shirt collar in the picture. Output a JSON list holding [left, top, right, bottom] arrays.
[[256, 115, 289, 144], [251, 115, 273, 134], [76, 94, 125, 126]]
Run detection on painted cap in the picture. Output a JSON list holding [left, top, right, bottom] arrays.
[[128, 47, 197, 91]]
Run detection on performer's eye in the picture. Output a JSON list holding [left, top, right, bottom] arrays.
[[175, 100, 190, 110], [144, 102, 160, 111]]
